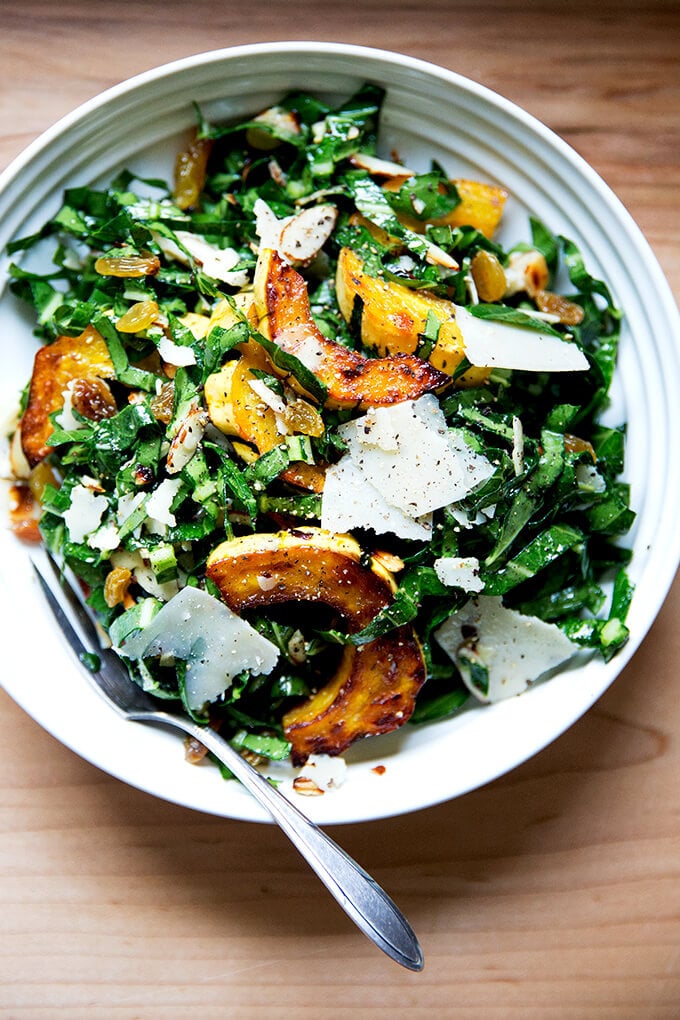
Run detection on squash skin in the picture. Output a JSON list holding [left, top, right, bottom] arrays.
[[20, 325, 115, 467], [336, 247, 490, 385], [206, 528, 426, 764], [254, 248, 449, 410]]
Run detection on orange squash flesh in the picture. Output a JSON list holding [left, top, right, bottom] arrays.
[[254, 249, 449, 410], [204, 339, 326, 493], [230, 341, 326, 493], [20, 325, 115, 467], [335, 246, 490, 386], [383, 177, 508, 238], [206, 529, 426, 764]]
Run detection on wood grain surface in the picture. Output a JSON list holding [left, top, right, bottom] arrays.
[[1, 2, 679, 1017]]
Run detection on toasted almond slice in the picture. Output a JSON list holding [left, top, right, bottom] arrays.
[[503, 249, 550, 297], [278, 203, 338, 265], [348, 152, 416, 178]]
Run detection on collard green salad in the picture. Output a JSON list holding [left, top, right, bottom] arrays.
[[6, 84, 634, 783]]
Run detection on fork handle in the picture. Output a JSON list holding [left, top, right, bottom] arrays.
[[130, 709, 423, 972]]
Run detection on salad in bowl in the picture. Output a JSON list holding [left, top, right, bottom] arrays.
[[5, 80, 634, 797]]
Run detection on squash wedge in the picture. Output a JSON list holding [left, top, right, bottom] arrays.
[[254, 248, 449, 409], [336, 247, 490, 384], [383, 177, 508, 238], [206, 528, 426, 764], [20, 325, 115, 467], [204, 338, 326, 493]]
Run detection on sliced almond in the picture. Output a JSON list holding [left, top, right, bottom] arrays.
[[279, 203, 338, 265], [166, 403, 208, 475], [292, 776, 325, 796], [349, 151, 416, 179], [504, 249, 550, 297]]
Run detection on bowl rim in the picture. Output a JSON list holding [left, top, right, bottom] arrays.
[[1, 41, 679, 825]]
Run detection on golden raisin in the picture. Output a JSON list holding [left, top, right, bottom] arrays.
[[71, 378, 117, 421], [94, 253, 161, 278], [28, 460, 59, 502], [8, 484, 41, 542], [470, 250, 507, 303], [104, 567, 133, 608], [174, 134, 213, 211], [564, 434, 596, 462], [534, 289, 585, 326], [117, 299, 160, 333], [150, 381, 175, 424], [282, 398, 325, 437]]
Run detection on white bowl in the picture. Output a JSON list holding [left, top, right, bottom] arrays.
[[1, 42, 679, 825]]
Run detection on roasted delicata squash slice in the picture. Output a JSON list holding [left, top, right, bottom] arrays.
[[205, 338, 326, 492], [336, 247, 490, 384], [383, 176, 508, 238], [447, 179, 508, 238], [206, 528, 426, 764], [254, 248, 449, 409], [20, 324, 115, 467]]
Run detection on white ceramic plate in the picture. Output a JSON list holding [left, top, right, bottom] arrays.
[[1, 43, 679, 825]]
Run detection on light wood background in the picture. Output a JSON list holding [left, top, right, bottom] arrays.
[[1, 2, 679, 1017]]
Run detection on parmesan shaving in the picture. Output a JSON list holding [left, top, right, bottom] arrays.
[[118, 586, 279, 711], [63, 483, 108, 544], [321, 456, 433, 540], [435, 596, 576, 703], [433, 556, 484, 593], [456, 305, 589, 372], [338, 395, 495, 518]]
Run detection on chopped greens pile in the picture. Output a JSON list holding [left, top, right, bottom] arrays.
[[7, 83, 634, 772]]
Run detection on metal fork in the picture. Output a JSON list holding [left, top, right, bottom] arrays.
[[31, 551, 424, 972]]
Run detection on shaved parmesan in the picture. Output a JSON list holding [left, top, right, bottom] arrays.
[[87, 522, 121, 552], [157, 335, 196, 367], [448, 506, 492, 529], [130, 562, 180, 602], [111, 549, 179, 602], [511, 415, 524, 475], [576, 463, 606, 493], [321, 456, 433, 540], [146, 478, 183, 529], [116, 491, 146, 529], [286, 335, 327, 376], [118, 586, 279, 711], [247, 378, 287, 417], [254, 199, 290, 250], [338, 395, 495, 518], [433, 556, 484, 593], [63, 483, 108, 544], [456, 305, 589, 372], [435, 596, 576, 704]]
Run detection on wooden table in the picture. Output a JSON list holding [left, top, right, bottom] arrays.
[[1, 2, 678, 1016]]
